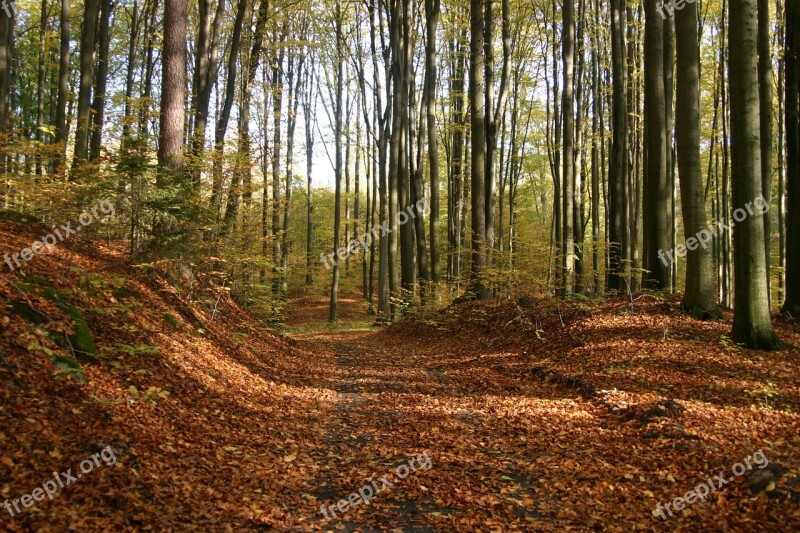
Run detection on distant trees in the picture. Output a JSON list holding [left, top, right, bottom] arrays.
[[0, 0, 794, 347]]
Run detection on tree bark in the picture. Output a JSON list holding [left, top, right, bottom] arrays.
[[55, 0, 70, 170], [643, 0, 672, 290], [90, 0, 113, 161], [608, 0, 628, 292], [157, 0, 186, 173], [424, 0, 441, 293], [469, 0, 487, 299], [729, 0, 781, 348], [675, 0, 721, 318], [782, 0, 800, 318], [72, 0, 100, 166], [561, 0, 575, 295]]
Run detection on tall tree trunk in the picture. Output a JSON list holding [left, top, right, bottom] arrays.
[[303, 59, 315, 285], [283, 51, 303, 297], [448, 27, 466, 286], [561, 0, 575, 295], [469, 0, 487, 299], [643, 0, 672, 290], [89, 0, 113, 161], [608, 0, 627, 292], [36, 0, 48, 176], [758, 0, 773, 307], [210, 0, 246, 215], [121, 0, 139, 145], [0, 0, 11, 144], [591, 0, 601, 295], [389, 0, 414, 303], [157, 0, 186, 173], [329, 0, 344, 322], [424, 0, 441, 294], [73, 0, 101, 166], [190, 0, 223, 184], [782, 0, 800, 318], [675, 0, 721, 318], [664, 15, 677, 291], [54, 0, 70, 170], [729, 0, 781, 349], [272, 41, 285, 293], [777, 0, 786, 306], [721, 2, 733, 307]]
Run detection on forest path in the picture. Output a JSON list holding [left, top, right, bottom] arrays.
[[281, 291, 635, 531]]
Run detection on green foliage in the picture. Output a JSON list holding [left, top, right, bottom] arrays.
[[747, 380, 779, 409], [27, 339, 86, 383], [128, 385, 170, 406], [14, 276, 96, 361], [101, 343, 160, 358]]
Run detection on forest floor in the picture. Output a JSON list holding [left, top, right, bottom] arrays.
[[2, 217, 800, 531]]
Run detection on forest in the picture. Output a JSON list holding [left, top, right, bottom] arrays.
[[0, 0, 799, 529]]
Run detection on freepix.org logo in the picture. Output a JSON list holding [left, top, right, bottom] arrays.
[[1, 0, 15, 17]]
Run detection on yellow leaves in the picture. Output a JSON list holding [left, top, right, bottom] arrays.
[[283, 453, 296, 462]]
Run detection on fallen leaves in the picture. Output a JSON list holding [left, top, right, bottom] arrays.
[[1, 218, 799, 530]]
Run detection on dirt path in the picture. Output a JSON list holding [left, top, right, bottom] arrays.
[[283, 294, 641, 531]]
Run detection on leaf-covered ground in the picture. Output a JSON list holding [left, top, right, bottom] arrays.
[[1, 219, 800, 531]]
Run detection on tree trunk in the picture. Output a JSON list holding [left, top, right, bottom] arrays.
[[72, 0, 100, 166], [210, 0, 246, 215], [469, 0, 487, 299], [561, 0, 575, 295], [643, 0, 672, 290], [36, 0, 48, 175], [675, 0, 721, 318], [190, 0, 223, 184], [283, 51, 303, 297], [729, 0, 781, 348], [157, 0, 186, 173], [758, 0, 773, 307], [329, 0, 344, 322], [54, 0, 70, 170], [782, 0, 800, 318], [608, 0, 627, 292], [424, 0, 441, 294], [89, 0, 113, 161], [303, 59, 315, 285]]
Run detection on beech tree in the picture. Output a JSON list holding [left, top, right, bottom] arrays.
[[783, 0, 800, 318], [675, 0, 721, 318], [729, 0, 781, 349]]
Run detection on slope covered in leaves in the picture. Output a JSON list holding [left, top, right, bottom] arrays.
[[384, 295, 800, 529], [0, 217, 342, 530]]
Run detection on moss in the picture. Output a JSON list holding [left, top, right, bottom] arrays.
[[14, 276, 96, 361], [0, 210, 41, 225]]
